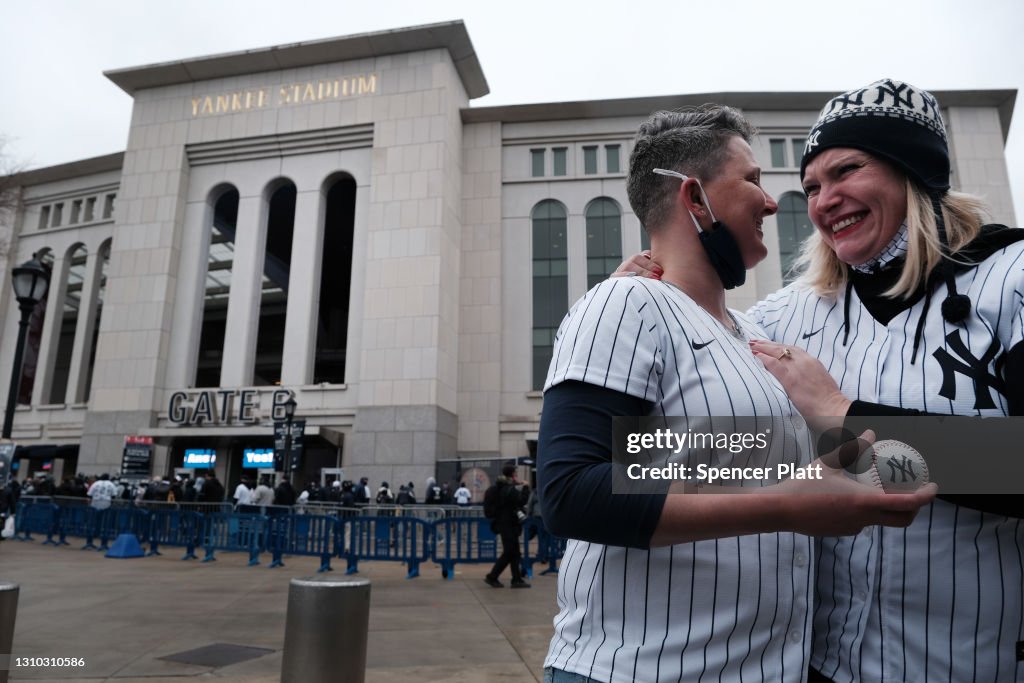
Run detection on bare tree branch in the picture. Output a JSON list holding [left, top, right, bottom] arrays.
[[0, 136, 25, 217]]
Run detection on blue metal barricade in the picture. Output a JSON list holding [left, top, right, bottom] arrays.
[[430, 517, 499, 580], [14, 502, 60, 544], [341, 516, 433, 579], [235, 503, 293, 517], [201, 513, 267, 565], [147, 509, 203, 559], [521, 517, 564, 577], [55, 505, 101, 549], [92, 507, 149, 551], [266, 514, 335, 571]]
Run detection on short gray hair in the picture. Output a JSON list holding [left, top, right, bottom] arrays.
[[626, 105, 755, 232]]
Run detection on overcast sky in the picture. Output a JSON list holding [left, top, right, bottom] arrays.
[[2, 0, 1022, 223]]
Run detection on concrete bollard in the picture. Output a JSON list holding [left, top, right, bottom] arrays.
[[0, 582, 19, 683], [280, 576, 370, 683]]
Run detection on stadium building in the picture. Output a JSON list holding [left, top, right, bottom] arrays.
[[0, 21, 1016, 492]]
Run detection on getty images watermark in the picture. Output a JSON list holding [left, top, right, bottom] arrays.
[[610, 416, 1024, 495]]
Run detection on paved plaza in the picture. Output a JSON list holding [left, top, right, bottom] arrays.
[[0, 540, 559, 682]]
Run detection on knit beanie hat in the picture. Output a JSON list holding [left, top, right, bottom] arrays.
[[802, 79, 972, 361], [800, 78, 950, 195]]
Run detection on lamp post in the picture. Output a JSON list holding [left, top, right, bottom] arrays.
[[283, 395, 297, 480], [3, 255, 50, 440]]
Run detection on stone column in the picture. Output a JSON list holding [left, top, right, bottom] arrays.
[[220, 192, 265, 387], [280, 187, 323, 385]]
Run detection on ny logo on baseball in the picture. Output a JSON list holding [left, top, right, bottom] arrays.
[[852, 440, 930, 493]]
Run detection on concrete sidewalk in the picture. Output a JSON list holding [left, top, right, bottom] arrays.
[[0, 539, 559, 682]]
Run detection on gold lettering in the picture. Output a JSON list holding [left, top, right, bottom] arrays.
[[191, 75, 374, 116], [358, 75, 377, 95]]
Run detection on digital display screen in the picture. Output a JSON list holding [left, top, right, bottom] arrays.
[[183, 449, 216, 468], [242, 448, 275, 468]]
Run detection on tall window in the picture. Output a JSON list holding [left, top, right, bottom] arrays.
[[530, 149, 545, 178], [195, 188, 238, 387], [254, 182, 296, 386], [769, 139, 786, 168], [532, 201, 568, 390], [776, 192, 813, 283], [769, 138, 807, 169], [81, 241, 110, 400], [605, 145, 621, 173], [553, 148, 567, 176], [48, 245, 87, 403], [315, 176, 357, 384], [585, 198, 622, 289], [583, 146, 598, 174]]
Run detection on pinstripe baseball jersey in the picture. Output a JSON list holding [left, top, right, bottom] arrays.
[[749, 238, 1024, 682], [543, 277, 815, 683]]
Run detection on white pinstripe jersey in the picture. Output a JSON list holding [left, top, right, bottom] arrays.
[[749, 241, 1024, 682], [543, 277, 815, 683]]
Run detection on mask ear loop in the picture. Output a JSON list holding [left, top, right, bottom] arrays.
[[652, 168, 718, 231]]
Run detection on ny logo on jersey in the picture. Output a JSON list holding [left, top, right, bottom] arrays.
[[884, 455, 919, 484], [932, 331, 1006, 410]]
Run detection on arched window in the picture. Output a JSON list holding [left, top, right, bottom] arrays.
[[195, 187, 238, 387], [315, 175, 357, 384], [532, 200, 568, 390], [81, 240, 111, 401], [254, 181, 297, 386], [48, 244, 87, 403], [585, 198, 622, 289], [776, 192, 813, 283]]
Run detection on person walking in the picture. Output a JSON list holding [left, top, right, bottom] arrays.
[[484, 464, 531, 589]]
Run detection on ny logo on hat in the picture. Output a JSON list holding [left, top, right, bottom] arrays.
[[804, 130, 821, 155]]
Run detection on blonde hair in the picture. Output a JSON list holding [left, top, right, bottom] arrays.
[[792, 178, 989, 299]]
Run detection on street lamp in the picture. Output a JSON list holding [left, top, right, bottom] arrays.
[[3, 255, 51, 440], [283, 395, 297, 480]]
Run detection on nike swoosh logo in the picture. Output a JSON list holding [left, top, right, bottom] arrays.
[[692, 340, 715, 350], [802, 328, 825, 339]]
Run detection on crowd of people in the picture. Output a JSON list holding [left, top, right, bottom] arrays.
[[6, 470, 502, 512]]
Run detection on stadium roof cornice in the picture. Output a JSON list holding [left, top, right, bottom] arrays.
[[464, 89, 1017, 141], [12, 152, 124, 187], [104, 20, 489, 100]]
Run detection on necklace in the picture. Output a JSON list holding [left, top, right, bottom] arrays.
[[660, 278, 746, 340], [726, 311, 746, 341]]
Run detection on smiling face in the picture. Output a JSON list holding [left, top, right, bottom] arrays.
[[802, 148, 908, 266], [701, 136, 778, 268]]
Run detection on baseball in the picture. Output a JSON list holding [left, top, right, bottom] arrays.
[[850, 439, 929, 492]]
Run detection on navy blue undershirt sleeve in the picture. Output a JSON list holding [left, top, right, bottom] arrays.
[[846, 340, 1024, 518], [538, 380, 667, 549]]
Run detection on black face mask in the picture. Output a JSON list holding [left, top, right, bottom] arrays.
[[698, 220, 746, 289], [652, 168, 747, 290]]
